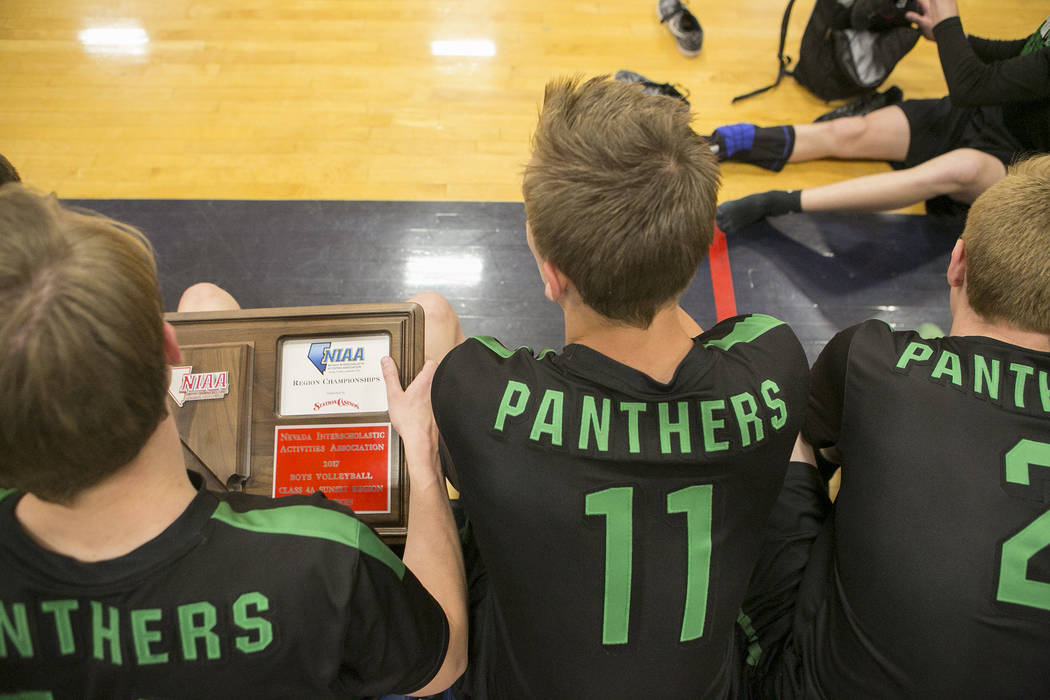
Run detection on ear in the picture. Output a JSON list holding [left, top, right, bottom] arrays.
[[162, 322, 183, 366], [946, 238, 966, 288], [540, 260, 572, 303]]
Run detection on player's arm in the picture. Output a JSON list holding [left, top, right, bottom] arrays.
[[906, 2, 1050, 106], [791, 431, 816, 466], [965, 35, 1029, 63], [806, 324, 870, 491], [804, 325, 861, 455], [906, 0, 958, 41], [792, 430, 843, 502], [906, 0, 1025, 61], [382, 358, 468, 695]]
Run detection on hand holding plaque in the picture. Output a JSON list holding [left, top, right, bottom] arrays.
[[382, 357, 441, 491]]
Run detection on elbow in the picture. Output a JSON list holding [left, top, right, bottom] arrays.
[[433, 615, 469, 691], [446, 645, 468, 683], [943, 73, 1001, 107], [445, 616, 468, 680], [409, 620, 467, 697]]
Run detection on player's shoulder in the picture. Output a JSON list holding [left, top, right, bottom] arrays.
[[454, 335, 556, 361], [700, 313, 807, 368], [701, 313, 795, 349], [437, 336, 557, 380], [837, 318, 930, 365], [832, 318, 895, 347], [210, 491, 405, 579]]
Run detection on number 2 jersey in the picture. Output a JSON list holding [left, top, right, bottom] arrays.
[[432, 314, 810, 699], [797, 319, 1050, 698]]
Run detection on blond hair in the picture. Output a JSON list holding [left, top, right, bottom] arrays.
[[523, 76, 720, 327], [963, 154, 1050, 335], [0, 185, 168, 503]]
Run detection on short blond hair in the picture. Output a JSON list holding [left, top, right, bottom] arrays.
[[0, 185, 168, 503], [963, 154, 1050, 334], [523, 76, 720, 327]]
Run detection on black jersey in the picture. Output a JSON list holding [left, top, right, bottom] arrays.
[[799, 320, 1050, 699], [0, 476, 447, 699], [934, 16, 1050, 153], [432, 314, 810, 699]]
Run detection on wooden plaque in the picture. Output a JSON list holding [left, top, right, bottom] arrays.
[[165, 303, 424, 542], [169, 342, 254, 492]]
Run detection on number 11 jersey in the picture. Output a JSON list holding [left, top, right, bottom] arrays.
[[432, 314, 810, 699]]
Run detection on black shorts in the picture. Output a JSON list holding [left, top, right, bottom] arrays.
[[892, 97, 1025, 170], [740, 462, 831, 700]]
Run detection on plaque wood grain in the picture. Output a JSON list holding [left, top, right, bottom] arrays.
[[170, 343, 253, 490], [165, 303, 424, 542]]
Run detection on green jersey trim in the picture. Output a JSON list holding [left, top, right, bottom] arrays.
[[474, 335, 556, 360], [736, 609, 763, 667], [0, 488, 18, 503], [210, 501, 405, 580], [703, 314, 785, 351], [1022, 15, 1050, 55]]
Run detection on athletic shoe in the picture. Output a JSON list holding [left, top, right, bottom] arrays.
[[814, 85, 903, 122], [657, 0, 703, 57], [614, 70, 690, 105]]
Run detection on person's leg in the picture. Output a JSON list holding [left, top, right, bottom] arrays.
[[408, 291, 465, 365], [177, 282, 241, 312], [408, 292, 466, 502], [710, 105, 911, 170], [717, 148, 1006, 232], [788, 105, 911, 163], [799, 147, 1005, 212]]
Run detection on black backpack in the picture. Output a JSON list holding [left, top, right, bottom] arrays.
[[735, 0, 921, 103]]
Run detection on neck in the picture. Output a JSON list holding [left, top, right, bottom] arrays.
[[950, 303, 1050, 352], [564, 302, 696, 383], [15, 415, 197, 563]]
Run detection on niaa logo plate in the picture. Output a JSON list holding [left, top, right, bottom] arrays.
[[168, 366, 230, 407]]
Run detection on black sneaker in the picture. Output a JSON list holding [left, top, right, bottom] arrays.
[[614, 70, 690, 106], [814, 85, 903, 122], [657, 0, 703, 57]]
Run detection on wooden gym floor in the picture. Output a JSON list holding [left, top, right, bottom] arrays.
[[2, 1, 1046, 358], [4, 0, 1043, 204]]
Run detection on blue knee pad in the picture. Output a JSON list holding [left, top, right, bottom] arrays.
[[714, 123, 756, 158]]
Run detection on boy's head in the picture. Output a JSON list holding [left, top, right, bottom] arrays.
[[961, 154, 1050, 335], [0, 185, 170, 504], [522, 76, 720, 328]]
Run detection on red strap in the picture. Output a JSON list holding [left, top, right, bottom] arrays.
[[708, 225, 737, 321]]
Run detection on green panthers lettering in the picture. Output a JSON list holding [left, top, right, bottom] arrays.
[[0, 593, 273, 668], [491, 379, 790, 455], [896, 345, 1050, 414]]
